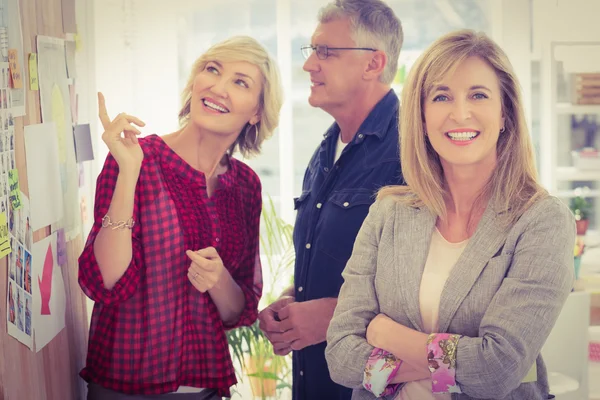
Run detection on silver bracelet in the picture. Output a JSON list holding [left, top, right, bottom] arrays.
[[101, 215, 135, 230]]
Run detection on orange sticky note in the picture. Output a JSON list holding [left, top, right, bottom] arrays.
[[8, 49, 22, 89]]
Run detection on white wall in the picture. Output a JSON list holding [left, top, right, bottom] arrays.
[[93, 0, 183, 171], [533, 0, 600, 49], [492, 0, 532, 134]]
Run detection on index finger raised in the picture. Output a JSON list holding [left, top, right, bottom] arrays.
[[97, 92, 111, 130]]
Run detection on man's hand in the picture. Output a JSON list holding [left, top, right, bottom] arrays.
[[258, 296, 296, 355], [267, 298, 337, 352]]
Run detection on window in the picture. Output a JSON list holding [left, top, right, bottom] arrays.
[[95, 0, 493, 226]]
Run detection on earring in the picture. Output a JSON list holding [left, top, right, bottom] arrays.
[[500, 127, 505, 133], [245, 123, 259, 145], [252, 124, 259, 145]]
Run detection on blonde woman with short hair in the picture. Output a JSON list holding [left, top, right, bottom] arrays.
[[79, 36, 283, 400], [326, 30, 575, 400]]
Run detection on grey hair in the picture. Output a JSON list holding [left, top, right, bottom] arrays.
[[318, 0, 403, 84]]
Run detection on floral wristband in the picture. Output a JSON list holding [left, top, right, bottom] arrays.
[[363, 348, 402, 397], [427, 333, 462, 394]]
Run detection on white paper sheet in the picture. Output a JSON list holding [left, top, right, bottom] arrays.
[[0, 0, 26, 116], [23, 123, 64, 230], [6, 192, 33, 350], [32, 232, 66, 352], [6, 276, 33, 349], [36, 36, 80, 239]]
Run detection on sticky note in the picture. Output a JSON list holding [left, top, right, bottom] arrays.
[[28, 53, 38, 91], [57, 228, 67, 266], [73, 124, 94, 162], [74, 33, 82, 52], [8, 169, 22, 210], [8, 49, 22, 89], [0, 212, 10, 258]]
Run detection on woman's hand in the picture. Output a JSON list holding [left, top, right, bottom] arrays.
[[186, 247, 226, 293], [98, 92, 146, 172], [366, 313, 394, 350]]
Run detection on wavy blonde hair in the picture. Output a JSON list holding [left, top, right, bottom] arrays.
[[178, 36, 283, 158], [379, 30, 546, 225]]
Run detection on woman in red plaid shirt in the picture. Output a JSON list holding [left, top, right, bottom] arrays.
[[79, 36, 283, 400]]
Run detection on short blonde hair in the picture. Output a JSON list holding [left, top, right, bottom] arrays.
[[379, 30, 546, 225], [178, 36, 283, 158]]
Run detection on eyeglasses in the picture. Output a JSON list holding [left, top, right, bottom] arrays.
[[300, 44, 377, 60]]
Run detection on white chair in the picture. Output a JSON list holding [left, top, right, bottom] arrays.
[[542, 291, 591, 400]]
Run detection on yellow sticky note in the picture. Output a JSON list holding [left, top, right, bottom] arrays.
[[51, 85, 67, 164], [522, 363, 537, 383], [8, 169, 22, 210], [29, 53, 39, 91], [74, 33, 82, 52], [8, 49, 22, 89], [0, 212, 10, 258]]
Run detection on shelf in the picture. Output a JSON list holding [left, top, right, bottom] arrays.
[[555, 103, 600, 115], [556, 167, 600, 181]]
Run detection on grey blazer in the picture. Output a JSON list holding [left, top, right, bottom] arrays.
[[325, 195, 575, 400]]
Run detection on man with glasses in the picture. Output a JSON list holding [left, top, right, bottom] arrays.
[[258, 0, 403, 399]]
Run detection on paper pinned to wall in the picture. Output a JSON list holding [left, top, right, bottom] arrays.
[[8, 169, 21, 210], [36, 36, 79, 239], [23, 123, 64, 231], [28, 53, 38, 91], [74, 124, 94, 162], [0, 211, 10, 257], [56, 228, 66, 266], [65, 40, 76, 79], [6, 192, 33, 350], [7, 49, 22, 89], [32, 232, 66, 352], [0, 0, 26, 116], [6, 275, 33, 350]]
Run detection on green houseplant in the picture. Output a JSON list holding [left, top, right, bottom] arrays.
[[227, 196, 295, 399], [570, 193, 592, 235]]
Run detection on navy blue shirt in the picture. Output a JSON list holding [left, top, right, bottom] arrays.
[[292, 90, 403, 400]]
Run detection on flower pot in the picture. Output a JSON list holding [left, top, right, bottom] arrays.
[[576, 219, 589, 235]]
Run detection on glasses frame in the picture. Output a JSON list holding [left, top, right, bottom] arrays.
[[300, 44, 378, 60]]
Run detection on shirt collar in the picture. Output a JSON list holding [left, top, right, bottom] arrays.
[[154, 134, 237, 189], [323, 89, 399, 141]]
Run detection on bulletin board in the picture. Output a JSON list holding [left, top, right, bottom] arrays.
[[0, 0, 89, 399]]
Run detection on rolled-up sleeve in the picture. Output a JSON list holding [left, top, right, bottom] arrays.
[[453, 198, 575, 398], [325, 200, 387, 389], [78, 154, 143, 305], [224, 179, 263, 329]]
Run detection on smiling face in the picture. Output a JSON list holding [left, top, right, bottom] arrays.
[[424, 56, 505, 171], [189, 60, 263, 137], [302, 18, 372, 114]]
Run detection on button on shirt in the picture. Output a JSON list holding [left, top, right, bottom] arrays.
[[292, 90, 404, 400]]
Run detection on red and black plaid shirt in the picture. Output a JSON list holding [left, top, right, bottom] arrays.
[[78, 134, 262, 397]]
